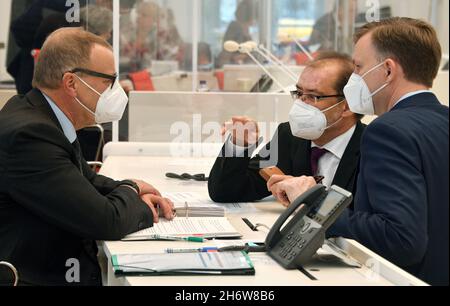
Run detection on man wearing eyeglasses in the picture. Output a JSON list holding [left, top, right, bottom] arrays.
[[0, 28, 174, 286], [271, 18, 448, 286], [208, 52, 365, 207]]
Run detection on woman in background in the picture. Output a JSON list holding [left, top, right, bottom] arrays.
[[216, 0, 259, 68]]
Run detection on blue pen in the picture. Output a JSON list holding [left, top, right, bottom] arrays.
[[165, 247, 219, 253]]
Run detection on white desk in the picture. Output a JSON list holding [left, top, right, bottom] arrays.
[[0, 89, 16, 110], [98, 155, 427, 286]]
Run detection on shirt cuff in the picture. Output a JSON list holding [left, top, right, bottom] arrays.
[[222, 134, 262, 157], [118, 180, 140, 194]]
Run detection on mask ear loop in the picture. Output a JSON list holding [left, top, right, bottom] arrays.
[[75, 97, 96, 117], [73, 73, 102, 96], [322, 99, 346, 113], [324, 99, 346, 130], [361, 61, 387, 79], [361, 61, 390, 99], [370, 82, 389, 97], [72, 74, 100, 117]]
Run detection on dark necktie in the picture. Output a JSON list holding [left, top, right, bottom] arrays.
[[310, 147, 328, 176], [72, 139, 83, 175]]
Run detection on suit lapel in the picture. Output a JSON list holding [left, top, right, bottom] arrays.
[[332, 121, 364, 190]]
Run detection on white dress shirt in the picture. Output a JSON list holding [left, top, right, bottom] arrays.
[[312, 125, 357, 189]]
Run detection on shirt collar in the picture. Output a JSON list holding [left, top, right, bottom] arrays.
[[312, 124, 356, 159], [43, 93, 77, 144], [392, 90, 433, 109]]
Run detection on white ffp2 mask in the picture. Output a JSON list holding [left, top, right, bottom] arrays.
[[289, 99, 345, 140], [74, 75, 128, 124]]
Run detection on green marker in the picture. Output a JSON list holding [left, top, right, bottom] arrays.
[[149, 234, 204, 243], [184, 236, 204, 243]]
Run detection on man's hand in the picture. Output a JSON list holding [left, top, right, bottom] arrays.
[[269, 176, 317, 207], [267, 175, 294, 206], [141, 194, 175, 223], [129, 180, 174, 222], [131, 179, 161, 196], [221, 116, 259, 147]]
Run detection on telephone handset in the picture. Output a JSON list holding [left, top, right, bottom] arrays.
[[265, 185, 352, 269]]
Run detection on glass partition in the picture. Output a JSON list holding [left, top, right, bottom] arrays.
[[2, 0, 448, 89], [0, 0, 448, 148], [118, 0, 193, 76]]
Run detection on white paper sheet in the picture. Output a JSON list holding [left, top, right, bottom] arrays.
[[122, 217, 241, 240]]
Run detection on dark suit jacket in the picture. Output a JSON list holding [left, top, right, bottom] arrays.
[[0, 89, 153, 286], [208, 121, 365, 204], [328, 93, 449, 286]]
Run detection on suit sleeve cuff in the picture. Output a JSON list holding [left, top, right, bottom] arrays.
[[222, 134, 263, 157], [326, 208, 352, 239]]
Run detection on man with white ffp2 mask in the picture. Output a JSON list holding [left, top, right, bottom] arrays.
[[342, 61, 388, 115], [0, 28, 174, 286], [208, 53, 365, 207], [288, 95, 346, 140], [273, 18, 449, 286]]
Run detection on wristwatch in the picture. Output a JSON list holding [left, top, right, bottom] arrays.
[[120, 180, 140, 194]]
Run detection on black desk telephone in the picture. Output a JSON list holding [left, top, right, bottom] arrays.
[[265, 185, 352, 269]]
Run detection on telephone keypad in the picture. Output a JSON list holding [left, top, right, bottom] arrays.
[[279, 226, 316, 258], [269, 186, 353, 268]]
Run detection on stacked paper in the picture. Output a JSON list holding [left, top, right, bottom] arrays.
[[122, 217, 242, 240], [164, 192, 225, 217]]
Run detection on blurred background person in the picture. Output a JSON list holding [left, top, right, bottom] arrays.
[[7, 0, 80, 94], [180, 42, 213, 72], [121, 1, 160, 72], [309, 0, 357, 52], [95, 0, 113, 10], [7, 0, 115, 95], [118, 0, 138, 73], [80, 4, 113, 41], [156, 7, 183, 62]]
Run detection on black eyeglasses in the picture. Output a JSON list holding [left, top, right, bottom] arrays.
[[68, 68, 118, 88], [165, 173, 209, 182], [290, 90, 344, 104]]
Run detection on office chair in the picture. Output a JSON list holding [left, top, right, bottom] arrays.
[[0, 261, 19, 286]]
